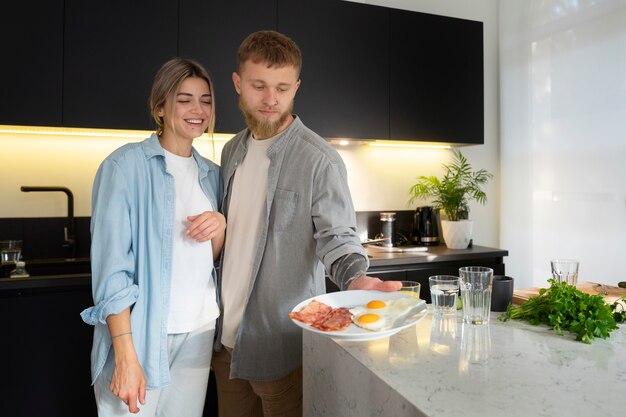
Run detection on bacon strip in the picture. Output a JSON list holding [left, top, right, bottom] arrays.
[[289, 300, 353, 332], [288, 300, 333, 325], [313, 307, 352, 331]]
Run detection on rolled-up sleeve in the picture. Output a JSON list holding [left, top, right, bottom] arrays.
[[81, 158, 138, 325], [312, 162, 368, 289]]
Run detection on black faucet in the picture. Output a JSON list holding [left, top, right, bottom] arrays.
[[20, 186, 77, 260]]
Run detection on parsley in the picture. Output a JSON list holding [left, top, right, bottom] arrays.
[[499, 279, 626, 344]]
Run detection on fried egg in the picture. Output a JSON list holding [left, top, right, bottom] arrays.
[[349, 297, 421, 331]]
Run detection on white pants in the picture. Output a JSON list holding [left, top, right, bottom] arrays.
[[94, 322, 215, 417]]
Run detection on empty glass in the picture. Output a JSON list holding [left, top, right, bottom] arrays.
[[550, 259, 579, 286], [459, 266, 493, 325]]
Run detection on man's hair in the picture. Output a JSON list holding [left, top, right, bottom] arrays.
[[237, 30, 302, 76], [150, 57, 215, 136]]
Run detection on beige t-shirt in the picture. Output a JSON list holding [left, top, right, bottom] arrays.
[[220, 133, 278, 348]]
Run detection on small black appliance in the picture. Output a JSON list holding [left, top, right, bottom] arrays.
[[412, 206, 439, 246]]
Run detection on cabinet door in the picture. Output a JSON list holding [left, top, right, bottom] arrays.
[[389, 10, 483, 144], [179, 0, 277, 135], [0, 0, 63, 126], [63, 0, 178, 129], [0, 287, 97, 417], [371, 270, 406, 282], [277, 0, 389, 140]]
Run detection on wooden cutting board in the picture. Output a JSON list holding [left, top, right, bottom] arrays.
[[513, 281, 626, 305]]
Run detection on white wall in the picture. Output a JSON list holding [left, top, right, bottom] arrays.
[[0, 0, 501, 248], [500, 0, 626, 287]]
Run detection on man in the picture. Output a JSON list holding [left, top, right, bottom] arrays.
[[212, 30, 401, 417]]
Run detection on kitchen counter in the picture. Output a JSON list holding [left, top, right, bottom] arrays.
[[0, 273, 90, 293], [303, 309, 626, 417], [366, 245, 508, 268]]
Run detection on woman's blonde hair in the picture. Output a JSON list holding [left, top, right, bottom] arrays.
[[150, 57, 216, 136]]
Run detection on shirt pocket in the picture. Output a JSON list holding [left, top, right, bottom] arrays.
[[270, 189, 298, 233]]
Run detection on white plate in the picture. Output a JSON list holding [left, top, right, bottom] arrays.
[[289, 290, 428, 341]]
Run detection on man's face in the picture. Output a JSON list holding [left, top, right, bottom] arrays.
[[233, 60, 301, 139]]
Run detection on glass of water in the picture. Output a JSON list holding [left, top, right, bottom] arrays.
[[459, 266, 493, 325], [429, 275, 459, 315], [0, 240, 22, 264]]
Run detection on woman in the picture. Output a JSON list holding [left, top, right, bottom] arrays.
[[81, 57, 225, 416]]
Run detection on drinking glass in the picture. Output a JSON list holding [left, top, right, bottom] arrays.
[[459, 266, 493, 325], [429, 275, 459, 315], [399, 281, 421, 299], [550, 259, 579, 286], [0, 240, 22, 265]]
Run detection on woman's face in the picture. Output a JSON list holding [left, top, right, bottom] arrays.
[[159, 77, 212, 141]]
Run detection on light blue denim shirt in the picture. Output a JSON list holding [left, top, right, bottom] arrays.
[[80, 134, 222, 388]]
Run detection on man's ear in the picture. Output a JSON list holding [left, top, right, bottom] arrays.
[[232, 72, 242, 94]]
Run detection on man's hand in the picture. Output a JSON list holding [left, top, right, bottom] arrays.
[[186, 211, 226, 243], [346, 275, 402, 291]]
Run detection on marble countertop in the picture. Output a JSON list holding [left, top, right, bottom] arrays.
[[303, 308, 626, 417]]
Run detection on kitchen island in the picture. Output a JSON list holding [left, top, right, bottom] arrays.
[[303, 309, 626, 417]]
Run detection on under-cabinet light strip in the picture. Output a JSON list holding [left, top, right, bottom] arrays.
[[0, 125, 234, 141], [368, 142, 452, 149]]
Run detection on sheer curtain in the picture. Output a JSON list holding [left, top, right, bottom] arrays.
[[500, 0, 626, 288]]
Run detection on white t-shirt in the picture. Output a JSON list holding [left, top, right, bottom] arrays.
[[220, 133, 278, 348], [164, 149, 220, 334]]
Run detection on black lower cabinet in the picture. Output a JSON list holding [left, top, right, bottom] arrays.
[[0, 286, 96, 417], [0, 282, 219, 417]]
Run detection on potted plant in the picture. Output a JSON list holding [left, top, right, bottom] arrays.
[[408, 149, 493, 249]]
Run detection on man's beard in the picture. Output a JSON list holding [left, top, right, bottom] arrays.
[[239, 97, 293, 139]]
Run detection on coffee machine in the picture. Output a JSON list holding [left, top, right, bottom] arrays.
[[412, 206, 440, 246]]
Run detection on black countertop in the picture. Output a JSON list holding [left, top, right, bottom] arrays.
[[365, 244, 508, 268], [0, 273, 91, 293]]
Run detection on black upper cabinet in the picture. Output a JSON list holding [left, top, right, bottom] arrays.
[[179, 0, 277, 135], [277, 0, 389, 139], [390, 10, 484, 144], [1, 1, 484, 145], [0, 0, 63, 126], [63, 0, 178, 130]]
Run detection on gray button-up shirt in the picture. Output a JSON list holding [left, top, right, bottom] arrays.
[[216, 116, 367, 380]]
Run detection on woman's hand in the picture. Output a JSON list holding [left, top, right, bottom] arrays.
[[109, 351, 146, 414], [106, 309, 145, 413], [186, 211, 226, 243]]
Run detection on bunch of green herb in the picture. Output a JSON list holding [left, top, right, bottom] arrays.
[[499, 279, 626, 344]]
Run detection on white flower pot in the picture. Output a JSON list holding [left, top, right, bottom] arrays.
[[441, 220, 473, 249]]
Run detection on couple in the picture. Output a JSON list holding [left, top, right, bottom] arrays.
[[81, 30, 401, 417]]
